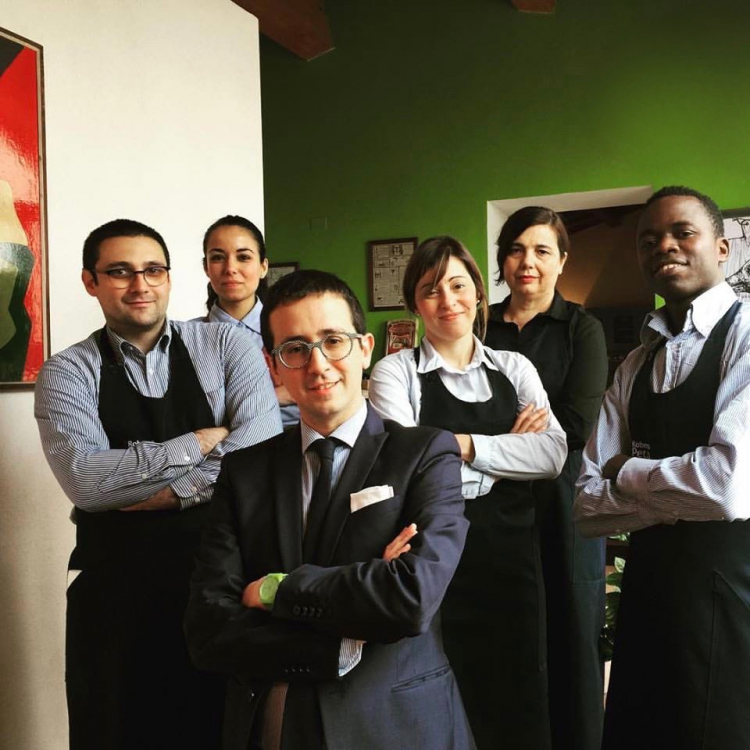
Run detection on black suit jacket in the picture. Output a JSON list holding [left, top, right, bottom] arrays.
[[185, 406, 474, 750]]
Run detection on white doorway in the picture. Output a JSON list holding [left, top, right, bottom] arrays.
[[486, 185, 653, 305]]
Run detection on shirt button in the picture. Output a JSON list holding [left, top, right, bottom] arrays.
[[183, 455, 190, 461], [191, 486, 197, 492], [141, 473, 148, 479]]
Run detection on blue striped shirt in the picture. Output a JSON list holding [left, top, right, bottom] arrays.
[[205, 301, 301, 428], [575, 282, 750, 536], [35, 319, 282, 512]]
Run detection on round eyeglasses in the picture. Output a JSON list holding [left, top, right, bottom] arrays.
[[94, 266, 171, 289], [272, 332, 363, 369]]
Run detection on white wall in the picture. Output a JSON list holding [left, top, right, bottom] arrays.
[[0, 1, 264, 747]]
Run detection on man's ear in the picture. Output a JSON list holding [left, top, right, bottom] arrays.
[[360, 332, 375, 369], [82, 269, 98, 296], [718, 237, 730, 265]]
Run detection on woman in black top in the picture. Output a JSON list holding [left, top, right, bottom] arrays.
[[485, 206, 608, 750]]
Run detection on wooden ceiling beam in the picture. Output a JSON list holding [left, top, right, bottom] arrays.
[[232, 0, 334, 61], [511, 0, 556, 13]]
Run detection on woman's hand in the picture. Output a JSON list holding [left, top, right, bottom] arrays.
[[454, 434, 476, 463], [383, 524, 418, 562], [511, 403, 548, 434]]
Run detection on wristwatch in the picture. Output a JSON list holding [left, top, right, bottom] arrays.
[[259, 573, 287, 609]]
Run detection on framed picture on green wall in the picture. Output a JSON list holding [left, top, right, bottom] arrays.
[[367, 237, 417, 311]]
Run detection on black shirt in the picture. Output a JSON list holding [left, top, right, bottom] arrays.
[[486, 291, 608, 451]]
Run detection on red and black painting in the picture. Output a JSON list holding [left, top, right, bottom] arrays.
[[0, 27, 47, 386]]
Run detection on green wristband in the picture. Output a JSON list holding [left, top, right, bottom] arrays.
[[259, 573, 287, 609]]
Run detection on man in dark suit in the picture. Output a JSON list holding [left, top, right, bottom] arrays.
[[185, 270, 474, 750]]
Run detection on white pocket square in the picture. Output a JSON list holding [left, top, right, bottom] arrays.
[[350, 485, 394, 513]]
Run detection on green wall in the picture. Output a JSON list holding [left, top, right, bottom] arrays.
[[260, 0, 750, 361]]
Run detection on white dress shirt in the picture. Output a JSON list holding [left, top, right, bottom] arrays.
[[369, 336, 567, 498], [575, 282, 750, 537], [301, 401, 370, 674]]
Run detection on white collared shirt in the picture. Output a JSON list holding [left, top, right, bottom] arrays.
[[369, 336, 567, 498], [575, 282, 750, 536], [299, 401, 369, 676]]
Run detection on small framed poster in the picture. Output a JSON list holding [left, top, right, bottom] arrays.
[[266, 262, 299, 289], [386, 318, 418, 356], [367, 237, 417, 311]]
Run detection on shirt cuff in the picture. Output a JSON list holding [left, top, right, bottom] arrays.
[[468, 434, 492, 473], [460, 463, 495, 498], [338, 638, 364, 677], [616, 456, 662, 526], [165, 433, 204, 469]]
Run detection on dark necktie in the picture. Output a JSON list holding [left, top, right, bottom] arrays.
[[303, 437, 336, 563]]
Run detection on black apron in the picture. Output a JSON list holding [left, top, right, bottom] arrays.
[[66, 326, 225, 750], [416, 349, 551, 749], [604, 300, 750, 750], [486, 297, 605, 750]]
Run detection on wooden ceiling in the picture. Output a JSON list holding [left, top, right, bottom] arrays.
[[233, 0, 556, 62], [232, 0, 334, 61]]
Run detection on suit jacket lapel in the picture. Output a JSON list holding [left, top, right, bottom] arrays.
[[315, 406, 388, 567], [274, 427, 304, 571]]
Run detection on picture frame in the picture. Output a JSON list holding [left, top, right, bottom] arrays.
[[723, 208, 750, 301], [266, 261, 299, 289], [367, 237, 418, 311], [0, 27, 49, 388]]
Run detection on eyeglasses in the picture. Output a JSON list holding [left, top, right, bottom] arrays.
[[93, 266, 170, 289], [272, 332, 363, 369]]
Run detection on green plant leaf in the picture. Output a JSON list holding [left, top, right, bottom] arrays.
[[614, 556, 626, 573]]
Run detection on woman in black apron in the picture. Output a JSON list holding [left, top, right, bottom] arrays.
[[485, 207, 608, 750], [369, 236, 568, 748]]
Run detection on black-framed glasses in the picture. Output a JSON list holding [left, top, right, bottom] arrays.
[[272, 332, 363, 369], [93, 265, 171, 289]]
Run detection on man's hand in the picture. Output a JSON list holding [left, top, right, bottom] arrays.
[[454, 434, 476, 463], [383, 524, 418, 562], [121, 486, 180, 512], [510, 403, 548, 434], [194, 426, 230, 456], [603, 454, 631, 484], [242, 577, 266, 609]]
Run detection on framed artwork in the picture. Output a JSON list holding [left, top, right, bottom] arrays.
[[723, 209, 750, 300], [0, 27, 48, 387], [367, 237, 417, 311], [385, 318, 418, 356], [266, 261, 298, 289]]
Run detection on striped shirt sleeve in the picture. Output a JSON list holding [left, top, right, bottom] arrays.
[[574, 302, 750, 537], [34, 321, 282, 512]]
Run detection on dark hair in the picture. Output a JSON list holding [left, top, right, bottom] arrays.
[[82, 219, 169, 274], [260, 269, 367, 352], [402, 236, 489, 341], [646, 186, 724, 238], [494, 206, 569, 284], [202, 215, 267, 312]]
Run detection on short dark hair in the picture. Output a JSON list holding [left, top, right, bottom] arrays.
[[402, 236, 489, 341], [202, 215, 267, 312], [495, 206, 569, 284], [260, 269, 367, 352], [646, 186, 725, 238], [82, 219, 169, 274]]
